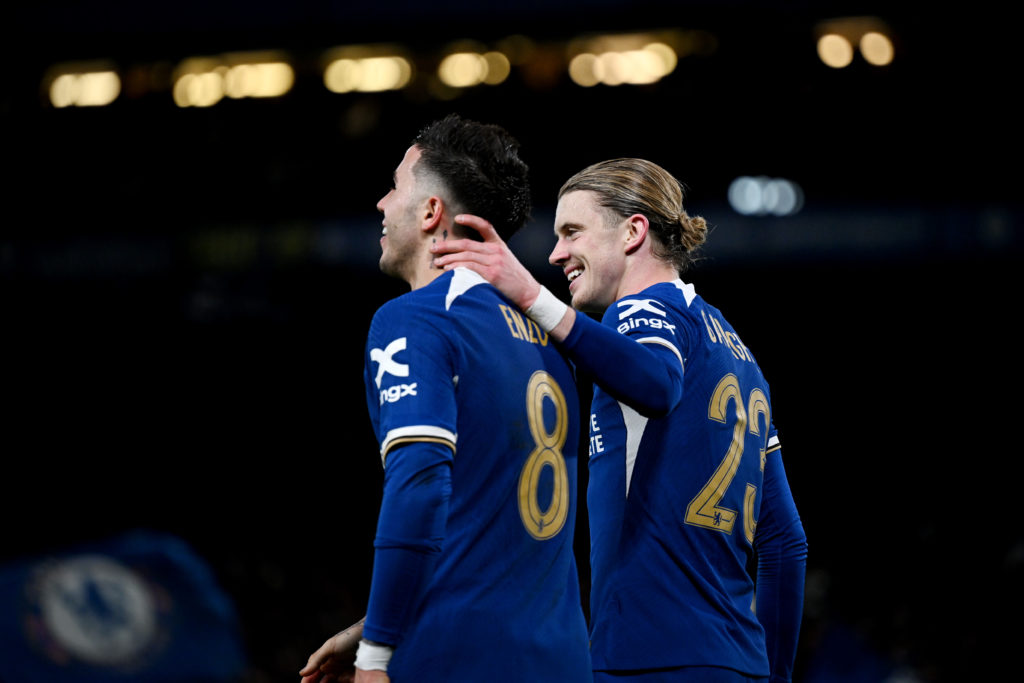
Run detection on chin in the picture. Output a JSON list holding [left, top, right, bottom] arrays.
[[573, 292, 606, 315], [569, 291, 589, 312]]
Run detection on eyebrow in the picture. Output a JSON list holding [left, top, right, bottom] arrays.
[[554, 221, 584, 237]]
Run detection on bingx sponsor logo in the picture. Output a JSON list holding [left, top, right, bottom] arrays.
[[371, 337, 417, 405]]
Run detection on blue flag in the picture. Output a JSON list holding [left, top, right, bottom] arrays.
[[0, 530, 246, 682]]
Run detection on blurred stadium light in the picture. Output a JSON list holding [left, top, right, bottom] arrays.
[[728, 176, 804, 216], [814, 16, 894, 68], [49, 71, 121, 107], [172, 52, 294, 107], [323, 45, 414, 93], [437, 48, 511, 88]]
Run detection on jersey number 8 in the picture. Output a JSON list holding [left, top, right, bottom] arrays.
[[518, 371, 570, 541]]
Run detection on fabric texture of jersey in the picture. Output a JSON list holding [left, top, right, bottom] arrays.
[[585, 279, 788, 676], [362, 268, 590, 682]]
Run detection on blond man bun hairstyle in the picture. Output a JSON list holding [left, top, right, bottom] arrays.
[[558, 158, 707, 274]]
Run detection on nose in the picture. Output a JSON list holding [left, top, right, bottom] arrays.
[[548, 237, 568, 266], [376, 189, 392, 213]]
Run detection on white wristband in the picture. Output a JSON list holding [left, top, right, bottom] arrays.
[[525, 286, 569, 332], [354, 639, 393, 672]]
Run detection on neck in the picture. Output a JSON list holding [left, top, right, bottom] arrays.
[[615, 257, 679, 299], [406, 246, 446, 290]]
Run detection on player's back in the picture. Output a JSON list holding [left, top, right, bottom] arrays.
[[365, 268, 590, 682], [587, 280, 773, 676]]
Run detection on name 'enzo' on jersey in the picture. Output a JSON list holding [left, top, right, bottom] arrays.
[[499, 305, 549, 346]]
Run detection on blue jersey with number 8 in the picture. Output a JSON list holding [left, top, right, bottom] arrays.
[[363, 268, 591, 682]]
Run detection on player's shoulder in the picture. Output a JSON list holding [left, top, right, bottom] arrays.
[[605, 279, 699, 325], [367, 290, 439, 351], [370, 290, 418, 331], [442, 267, 504, 309], [687, 289, 771, 381], [381, 269, 495, 311], [369, 270, 501, 341], [372, 274, 453, 321]]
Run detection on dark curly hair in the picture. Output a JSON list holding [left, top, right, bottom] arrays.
[[412, 113, 531, 242]]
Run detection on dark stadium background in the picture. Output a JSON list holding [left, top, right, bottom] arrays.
[[3, 2, 1019, 681]]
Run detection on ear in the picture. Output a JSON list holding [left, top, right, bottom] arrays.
[[623, 213, 649, 255], [420, 195, 445, 233]]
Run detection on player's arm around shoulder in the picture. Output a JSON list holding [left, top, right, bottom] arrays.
[[557, 295, 685, 416]]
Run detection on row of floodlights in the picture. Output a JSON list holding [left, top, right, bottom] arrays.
[[46, 35, 687, 109], [45, 19, 895, 109]]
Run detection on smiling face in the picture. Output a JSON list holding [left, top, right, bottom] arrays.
[[549, 190, 629, 313], [376, 145, 427, 283]]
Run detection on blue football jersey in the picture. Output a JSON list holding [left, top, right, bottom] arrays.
[[363, 268, 591, 682], [587, 279, 777, 675]]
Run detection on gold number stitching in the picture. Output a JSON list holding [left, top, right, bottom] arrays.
[[745, 388, 769, 543], [685, 374, 770, 544], [686, 374, 746, 533], [518, 371, 570, 540]]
